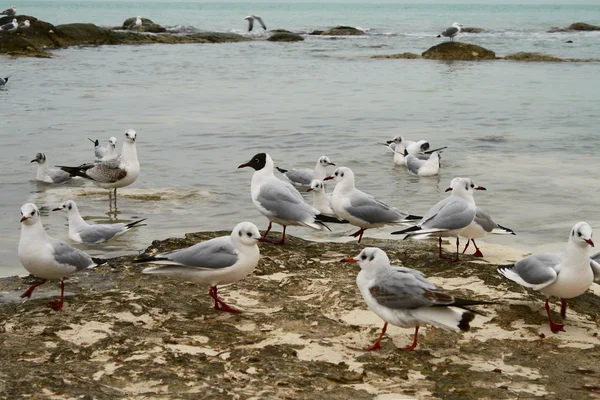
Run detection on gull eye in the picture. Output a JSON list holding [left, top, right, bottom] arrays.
[[334, 172, 338, 176], [361, 254, 367, 260], [246, 232, 252, 237], [341, 173, 344, 177], [68, 205, 72, 210], [577, 232, 582, 237], [30, 211, 35, 216], [470, 184, 474, 188], [238, 231, 242, 237]]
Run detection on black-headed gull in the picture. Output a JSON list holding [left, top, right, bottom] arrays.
[[498, 222, 595, 334], [136, 222, 263, 313], [244, 15, 266, 32], [276, 156, 335, 188], [53, 200, 146, 244], [404, 150, 441, 177], [461, 207, 515, 257], [239, 153, 333, 245], [392, 177, 486, 261], [30, 152, 71, 184], [342, 247, 489, 351], [438, 22, 463, 40], [18, 203, 105, 311], [324, 166, 416, 243]]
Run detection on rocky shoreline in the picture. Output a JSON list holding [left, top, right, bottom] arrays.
[[1, 232, 599, 399]]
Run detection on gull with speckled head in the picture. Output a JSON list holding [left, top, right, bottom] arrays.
[[276, 156, 335, 188], [497, 222, 596, 334], [18, 203, 105, 311], [323, 166, 416, 243], [244, 15, 266, 32], [136, 222, 263, 313], [30, 152, 71, 183], [342, 247, 489, 351]]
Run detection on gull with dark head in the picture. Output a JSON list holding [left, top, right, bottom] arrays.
[[136, 222, 263, 313], [276, 155, 336, 188], [498, 222, 595, 334], [31, 152, 71, 183], [342, 247, 490, 351], [244, 15, 266, 32]]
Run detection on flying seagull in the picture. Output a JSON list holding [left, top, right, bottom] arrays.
[[244, 15, 266, 32], [437, 22, 462, 41]]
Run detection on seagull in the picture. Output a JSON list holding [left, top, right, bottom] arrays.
[[0, 18, 18, 32], [276, 156, 336, 188], [30, 152, 71, 184], [18, 203, 105, 311], [591, 252, 600, 282], [497, 222, 595, 334], [0, 76, 8, 86], [89, 137, 107, 160], [53, 200, 147, 244], [238, 153, 333, 245], [244, 15, 266, 32], [323, 166, 416, 243], [88, 136, 117, 161], [460, 207, 515, 257], [383, 136, 446, 166], [404, 150, 441, 177], [392, 177, 486, 261], [307, 179, 336, 217], [59, 129, 140, 208], [437, 22, 463, 41], [342, 247, 489, 351], [128, 16, 142, 31], [0, 5, 15, 16], [136, 222, 263, 313], [18, 19, 29, 29]]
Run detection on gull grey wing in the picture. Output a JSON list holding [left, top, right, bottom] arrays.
[[254, 15, 267, 30], [50, 238, 94, 271], [591, 253, 600, 282], [474, 207, 497, 233], [443, 27, 459, 37], [256, 180, 316, 221], [78, 224, 125, 243], [348, 191, 407, 224], [157, 236, 238, 269], [48, 168, 71, 183], [405, 155, 425, 175], [421, 197, 474, 230], [282, 168, 313, 186], [511, 253, 561, 287], [369, 268, 453, 310], [85, 157, 127, 183]]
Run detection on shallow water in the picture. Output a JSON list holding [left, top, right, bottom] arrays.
[[1, 1, 600, 276]]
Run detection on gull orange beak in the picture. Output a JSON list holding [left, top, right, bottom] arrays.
[[20, 216, 28, 222], [323, 176, 334, 181], [340, 257, 357, 263], [585, 239, 594, 247]]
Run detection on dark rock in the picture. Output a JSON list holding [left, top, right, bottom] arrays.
[[320, 26, 364, 36], [267, 32, 304, 42], [568, 22, 600, 31], [187, 32, 250, 43], [310, 30, 324, 35], [269, 29, 292, 33], [121, 17, 166, 33], [461, 27, 485, 33], [422, 42, 496, 60], [503, 52, 564, 62], [566, 40, 573, 43], [371, 52, 421, 59]]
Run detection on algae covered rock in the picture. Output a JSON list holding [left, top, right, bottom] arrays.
[[461, 27, 485, 33], [188, 32, 250, 43], [320, 26, 364, 36], [371, 52, 421, 59], [55, 23, 116, 45], [268, 32, 304, 42], [568, 22, 600, 31], [503, 52, 565, 62], [422, 41, 496, 60], [269, 29, 292, 33], [121, 17, 166, 33], [0, 15, 57, 57]]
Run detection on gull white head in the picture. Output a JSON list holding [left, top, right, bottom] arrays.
[[230, 221, 262, 246], [342, 247, 391, 271], [452, 22, 463, 28], [11, 18, 16, 24], [446, 177, 486, 195], [307, 179, 325, 193], [108, 137, 117, 146], [20, 203, 41, 225], [317, 156, 335, 167], [569, 222, 594, 248], [323, 166, 355, 187], [52, 200, 79, 215], [20, 20, 30, 28], [124, 129, 137, 142], [30, 152, 46, 165]]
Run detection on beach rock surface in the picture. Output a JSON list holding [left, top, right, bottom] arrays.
[[120, 17, 166, 33], [422, 42, 496, 60], [503, 52, 565, 62], [1, 232, 599, 399], [371, 52, 422, 59], [568, 22, 600, 31], [268, 32, 304, 42]]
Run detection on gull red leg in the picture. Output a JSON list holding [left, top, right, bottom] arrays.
[[560, 298, 568, 319], [453, 237, 462, 262], [208, 286, 219, 309], [47, 280, 65, 311], [211, 286, 240, 314], [273, 226, 287, 245], [402, 326, 420, 352], [545, 299, 565, 333], [350, 228, 365, 242], [366, 322, 388, 351], [471, 240, 484, 257], [20, 279, 47, 298], [461, 240, 470, 254], [261, 222, 273, 242]]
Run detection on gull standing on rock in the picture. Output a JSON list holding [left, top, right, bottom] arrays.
[[18, 19, 29, 29], [498, 222, 595, 334], [18, 203, 105, 311], [238, 153, 333, 245], [342, 247, 489, 351], [437, 22, 463, 41], [244, 15, 266, 32], [30, 153, 71, 183], [392, 177, 486, 261], [137, 222, 263, 313], [324, 166, 417, 243], [0, 5, 15, 16], [128, 16, 142, 31], [276, 156, 336, 188], [53, 200, 147, 244], [59, 129, 140, 209], [0, 18, 18, 32]]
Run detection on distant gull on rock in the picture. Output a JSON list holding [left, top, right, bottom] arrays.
[[0, 18, 18, 32], [18, 19, 29, 29], [244, 15, 266, 32], [0, 5, 16, 16], [437, 22, 462, 41], [128, 16, 142, 31]]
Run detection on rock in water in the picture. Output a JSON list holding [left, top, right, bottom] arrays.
[[268, 32, 304, 42], [568, 22, 600, 31], [320, 26, 364, 36], [121, 17, 166, 33], [503, 52, 565, 62], [422, 42, 496, 60]]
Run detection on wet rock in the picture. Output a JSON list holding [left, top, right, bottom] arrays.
[[121, 17, 166, 33], [568, 22, 600, 31], [371, 52, 421, 59], [310, 30, 324, 35], [269, 29, 292, 33], [187, 32, 250, 43], [422, 41, 496, 60], [503, 52, 565, 62], [320, 26, 364, 36], [461, 27, 485, 33], [268, 32, 304, 42]]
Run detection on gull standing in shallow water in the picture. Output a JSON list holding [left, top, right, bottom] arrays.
[[239, 153, 333, 244], [324, 166, 416, 243], [244, 15, 266, 32], [30, 153, 71, 184], [276, 156, 335, 188], [53, 200, 146, 244], [342, 247, 489, 351], [59, 129, 140, 209], [438, 22, 463, 41], [18, 203, 105, 311], [497, 222, 595, 334], [392, 177, 486, 261], [136, 222, 263, 313]]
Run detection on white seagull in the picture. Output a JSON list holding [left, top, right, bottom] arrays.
[[239, 153, 334, 244], [392, 177, 486, 261], [137, 222, 263, 313], [30, 152, 71, 184], [307, 179, 335, 217], [18, 19, 29, 29], [438, 22, 463, 41], [0, 18, 18, 32], [0, 5, 15, 16], [18, 203, 105, 311], [244, 15, 266, 32], [383, 136, 446, 166], [89, 137, 107, 160], [498, 222, 595, 333], [324, 166, 416, 243], [88, 136, 118, 161], [404, 150, 441, 177], [53, 200, 146, 244], [276, 156, 336, 188], [0, 76, 7, 86], [59, 129, 140, 208], [342, 247, 488, 351], [128, 16, 142, 30]]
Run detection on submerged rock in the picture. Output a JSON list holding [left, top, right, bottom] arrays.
[[461, 27, 485, 33], [503, 52, 565, 62], [371, 52, 421, 59], [120, 17, 166, 33], [269, 29, 292, 33], [568, 22, 600, 31], [320, 26, 364, 36], [267, 32, 304, 42], [422, 41, 496, 60]]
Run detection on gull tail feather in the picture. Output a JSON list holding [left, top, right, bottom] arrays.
[[315, 214, 348, 224], [91, 257, 107, 266], [276, 167, 288, 174], [57, 164, 93, 179], [125, 218, 147, 230], [492, 224, 515, 235]]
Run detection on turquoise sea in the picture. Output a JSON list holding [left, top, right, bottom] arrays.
[[1, 1, 599, 276]]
